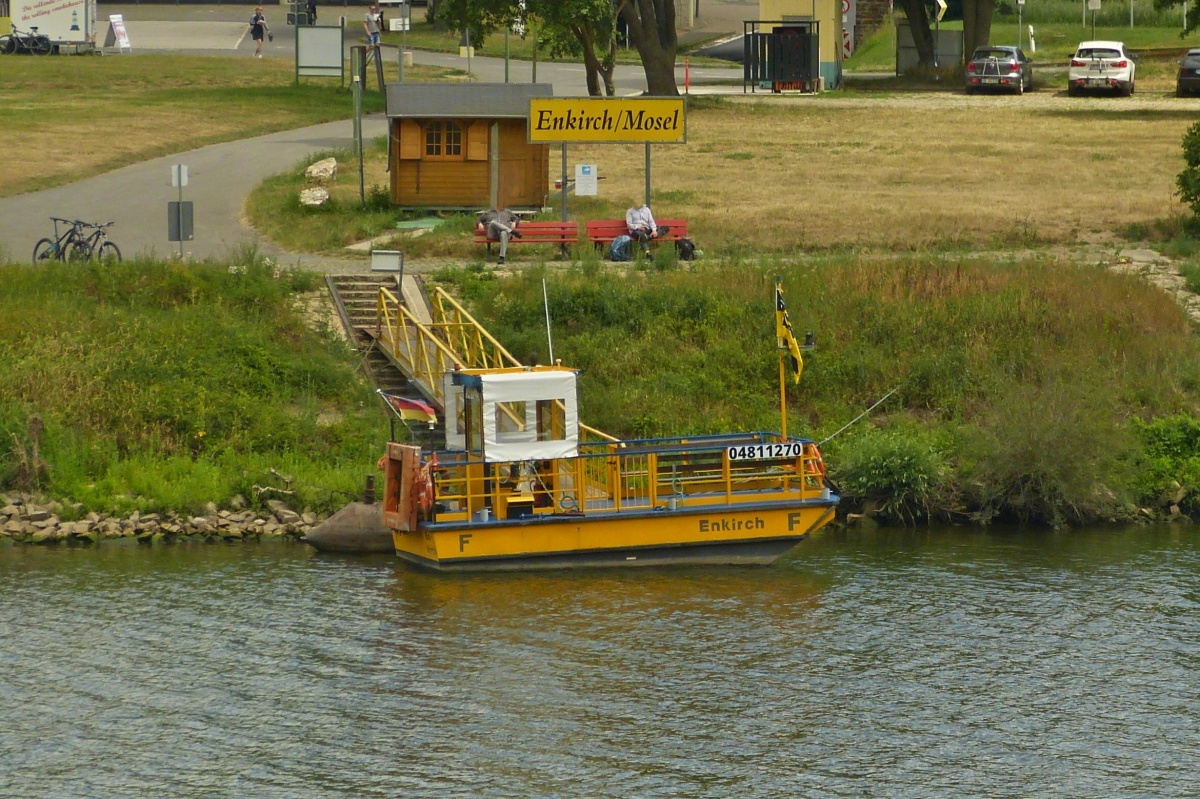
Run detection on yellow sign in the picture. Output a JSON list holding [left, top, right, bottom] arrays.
[[529, 98, 687, 144]]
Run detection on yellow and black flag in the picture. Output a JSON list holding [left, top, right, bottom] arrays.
[[775, 278, 804, 385]]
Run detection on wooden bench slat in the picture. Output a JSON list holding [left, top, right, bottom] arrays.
[[585, 219, 689, 247], [474, 220, 579, 257]]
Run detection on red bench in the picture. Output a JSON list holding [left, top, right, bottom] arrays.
[[584, 219, 689, 251], [474, 220, 579, 259]]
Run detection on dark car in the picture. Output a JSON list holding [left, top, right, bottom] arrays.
[[965, 46, 1033, 95], [1178, 49, 1200, 96]]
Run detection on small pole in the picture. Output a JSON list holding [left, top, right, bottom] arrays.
[[177, 179, 184, 260], [353, 72, 364, 207], [505, 27, 510, 83], [560, 145, 568, 223], [644, 143, 651, 208]]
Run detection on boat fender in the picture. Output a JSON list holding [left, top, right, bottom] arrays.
[[805, 443, 826, 478]]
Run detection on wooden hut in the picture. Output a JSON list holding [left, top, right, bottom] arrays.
[[385, 83, 554, 210]]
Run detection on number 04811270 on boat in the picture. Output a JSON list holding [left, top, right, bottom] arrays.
[[380, 278, 839, 572]]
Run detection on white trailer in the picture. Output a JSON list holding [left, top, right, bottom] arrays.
[[12, 0, 98, 49]]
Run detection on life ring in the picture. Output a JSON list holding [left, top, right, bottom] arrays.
[[805, 443, 826, 478], [416, 454, 437, 516]]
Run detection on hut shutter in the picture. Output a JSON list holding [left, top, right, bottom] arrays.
[[398, 119, 421, 160], [466, 122, 488, 161]]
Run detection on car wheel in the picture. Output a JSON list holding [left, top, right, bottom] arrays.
[[965, 86, 975, 96], [1120, 82, 1132, 97], [1015, 80, 1024, 96], [1068, 84, 1080, 97], [1179, 86, 1188, 98]]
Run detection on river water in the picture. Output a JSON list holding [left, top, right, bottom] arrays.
[[2, 524, 1198, 798]]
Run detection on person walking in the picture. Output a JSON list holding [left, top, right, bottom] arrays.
[[363, 4, 381, 46], [476, 208, 522, 265], [250, 6, 269, 58]]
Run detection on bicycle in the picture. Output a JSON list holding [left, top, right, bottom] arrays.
[[0, 25, 53, 56], [74, 221, 123, 262], [32, 218, 90, 264]]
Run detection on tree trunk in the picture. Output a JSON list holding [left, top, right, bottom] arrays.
[[619, 0, 679, 96], [962, 0, 995, 61], [603, 36, 616, 96], [574, 22, 604, 96], [897, 0, 934, 67]]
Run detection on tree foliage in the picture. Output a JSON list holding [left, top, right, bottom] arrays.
[[1178, 121, 1200, 216], [1153, 0, 1200, 36], [437, 0, 678, 96]]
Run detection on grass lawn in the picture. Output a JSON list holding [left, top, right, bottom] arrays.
[[248, 92, 1199, 258], [0, 54, 459, 198]]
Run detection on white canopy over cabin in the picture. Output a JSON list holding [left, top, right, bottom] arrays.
[[442, 367, 579, 462]]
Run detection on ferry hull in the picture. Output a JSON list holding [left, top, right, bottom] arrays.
[[392, 502, 835, 572]]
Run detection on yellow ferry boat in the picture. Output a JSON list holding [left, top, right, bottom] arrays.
[[379, 280, 839, 572]]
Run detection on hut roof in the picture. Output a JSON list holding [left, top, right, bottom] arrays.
[[385, 83, 555, 119]]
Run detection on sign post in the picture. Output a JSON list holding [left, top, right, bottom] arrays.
[[1089, 0, 1101, 38], [168, 163, 193, 259], [933, 0, 947, 69]]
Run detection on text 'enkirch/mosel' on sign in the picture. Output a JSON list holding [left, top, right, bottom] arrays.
[[528, 98, 687, 144]]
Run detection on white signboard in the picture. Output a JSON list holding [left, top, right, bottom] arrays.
[[171, 164, 189, 188], [297, 24, 345, 79], [575, 164, 598, 196], [842, 0, 856, 58], [1087, 0, 1101, 9], [105, 14, 131, 51]]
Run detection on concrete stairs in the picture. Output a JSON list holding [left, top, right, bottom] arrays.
[[324, 272, 434, 403]]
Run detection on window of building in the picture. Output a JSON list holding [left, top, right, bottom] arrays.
[[425, 121, 463, 159]]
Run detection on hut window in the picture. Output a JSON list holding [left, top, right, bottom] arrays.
[[425, 121, 464, 159]]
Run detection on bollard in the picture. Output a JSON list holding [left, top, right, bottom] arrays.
[[364, 474, 376, 505]]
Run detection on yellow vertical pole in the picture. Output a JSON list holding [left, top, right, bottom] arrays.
[[779, 350, 788, 440]]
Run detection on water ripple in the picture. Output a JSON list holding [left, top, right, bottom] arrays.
[[1, 526, 1198, 797]]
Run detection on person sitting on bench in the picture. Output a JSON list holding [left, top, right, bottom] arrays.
[[626, 203, 668, 253], [476, 208, 522, 264]]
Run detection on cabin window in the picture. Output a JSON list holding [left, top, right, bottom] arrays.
[[425, 121, 464, 159], [465, 389, 483, 456], [536, 399, 565, 441], [496, 401, 527, 434]]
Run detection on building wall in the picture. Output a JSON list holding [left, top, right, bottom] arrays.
[[758, 0, 843, 87], [389, 119, 549, 209]]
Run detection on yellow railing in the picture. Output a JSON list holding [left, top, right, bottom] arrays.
[[427, 444, 827, 522], [375, 287, 463, 409], [429, 287, 522, 371]]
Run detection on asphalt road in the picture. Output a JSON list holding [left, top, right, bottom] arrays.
[[0, 5, 745, 268]]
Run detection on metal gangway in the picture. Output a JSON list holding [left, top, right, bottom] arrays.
[[372, 284, 615, 442]]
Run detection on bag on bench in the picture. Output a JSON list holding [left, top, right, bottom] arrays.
[[608, 235, 632, 262]]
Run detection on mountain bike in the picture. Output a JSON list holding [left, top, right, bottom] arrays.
[[74, 221, 123, 262], [0, 25, 53, 56], [32, 218, 90, 264]]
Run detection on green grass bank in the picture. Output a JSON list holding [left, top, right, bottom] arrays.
[[5, 255, 1200, 527], [0, 256, 388, 518]]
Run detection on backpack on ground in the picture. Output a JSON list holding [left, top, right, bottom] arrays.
[[607, 235, 632, 262], [675, 237, 696, 261]]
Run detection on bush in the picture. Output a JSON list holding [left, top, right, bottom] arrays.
[[1177, 121, 1200, 218], [834, 426, 946, 525]]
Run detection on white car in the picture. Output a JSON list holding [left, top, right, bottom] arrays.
[[1068, 40, 1136, 96]]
